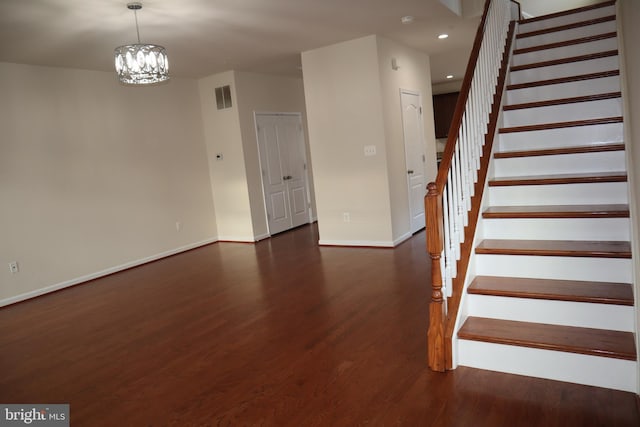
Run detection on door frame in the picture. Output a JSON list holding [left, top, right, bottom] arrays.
[[254, 111, 312, 236], [399, 88, 427, 234]]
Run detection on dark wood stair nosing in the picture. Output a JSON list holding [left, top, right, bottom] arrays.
[[506, 70, 619, 91], [510, 50, 618, 73], [458, 317, 637, 361], [513, 32, 617, 55], [517, 15, 616, 39], [474, 239, 632, 259], [467, 275, 634, 306], [519, 1, 616, 25], [499, 117, 623, 134], [488, 172, 627, 187], [482, 204, 630, 219], [494, 143, 625, 159], [503, 92, 621, 111]]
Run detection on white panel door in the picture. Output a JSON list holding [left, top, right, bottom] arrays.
[[279, 115, 310, 228], [256, 113, 310, 235], [256, 115, 291, 235], [401, 90, 427, 234]]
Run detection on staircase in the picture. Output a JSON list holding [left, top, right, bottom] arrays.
[[455, 1, 638, 392]]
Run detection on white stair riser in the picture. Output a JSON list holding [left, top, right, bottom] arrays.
[[518, 5, 616, 33], [507, 76, 621, 105], [513, 37, 618, 67], [482, 218, 630, 241], [475, 255, 633, 283], [467, 294, 635, 331], [493, 151, 626, 176], [503, 98, 622, 127], [516, 20, 617, 50], [498, 123, 623, 150], [510, 56, 620, 85], [489, 182, 629, 206], [458, 340, 637, 392]]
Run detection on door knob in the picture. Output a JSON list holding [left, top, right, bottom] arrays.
[[407, 170, 414, 174]]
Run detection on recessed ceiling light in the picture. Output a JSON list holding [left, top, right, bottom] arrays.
[[438, 33, 449, 39], [401, 16, 414, 24], [446, 75, 454, 79]]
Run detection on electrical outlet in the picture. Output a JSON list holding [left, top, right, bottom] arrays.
[[8, 262, 18, 274], [176, 221, 182, 232], [343, 212, 351, 222]]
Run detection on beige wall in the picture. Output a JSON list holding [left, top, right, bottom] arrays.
[[198, 71, 255, 241], [302, 35, 395, 245], [618, 0, 640, 395], [376, 36, 437, 241], [234, 71, 316, 238], [302, 34, 436, 246], [0, 62, 217, 305]]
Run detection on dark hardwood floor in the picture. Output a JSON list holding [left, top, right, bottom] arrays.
[[1, 224, 638, 426]]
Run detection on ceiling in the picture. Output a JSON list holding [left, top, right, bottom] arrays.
[[0, 0, 482, 84]]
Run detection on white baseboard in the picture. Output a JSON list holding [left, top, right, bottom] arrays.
[[253, 233, 270, 241], [318, 239, 395, 248], [393, 232, 412, 246], [0, 236, 218, 308], [216, 235, 257, 243]]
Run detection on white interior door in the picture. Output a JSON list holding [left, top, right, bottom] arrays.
[[256, 113, 310, 235], [401, 90, 427, 234]]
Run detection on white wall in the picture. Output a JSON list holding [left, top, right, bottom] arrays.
[[618, 0, 640, 395], [518, 0, 607, 17], [198, 71, 255, 241], [302, 35, 395, 246], [234, 71, 316, 238], [0, 62, 217, 305], [376, 36, 438, 241]]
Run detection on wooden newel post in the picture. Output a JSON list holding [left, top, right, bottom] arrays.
[[425, 182, 446, 372]]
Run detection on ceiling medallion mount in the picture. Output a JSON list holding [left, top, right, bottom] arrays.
[[114, 2, 170, 85]]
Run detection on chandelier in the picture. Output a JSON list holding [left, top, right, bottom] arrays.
[[114, 2, 169, 85]]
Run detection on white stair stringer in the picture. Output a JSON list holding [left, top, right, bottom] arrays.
[[452, 2, 637, 393]]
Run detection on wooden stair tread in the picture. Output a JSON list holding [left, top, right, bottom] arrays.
[[475, 239, 632, 258], [507, 70, 619, 91], [519, 1, 615, 25], [513, 32, 617, 55], [511, 50, 618, 72], [482, 204, 629, 218], [468, 276, 634, 305], [458, 317, 636, 360], [517, 15, 616, 39], [499, 117, 623, 133], [489, 172, 627, 186], [494, 143, 625, 158], [504, 92, 621, 111]]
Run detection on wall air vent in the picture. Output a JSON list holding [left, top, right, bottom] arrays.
[[215, 85, 232, 110]]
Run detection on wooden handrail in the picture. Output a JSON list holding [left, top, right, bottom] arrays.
[[426, 0, 517, 372], [434, 0, 492, 193]]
